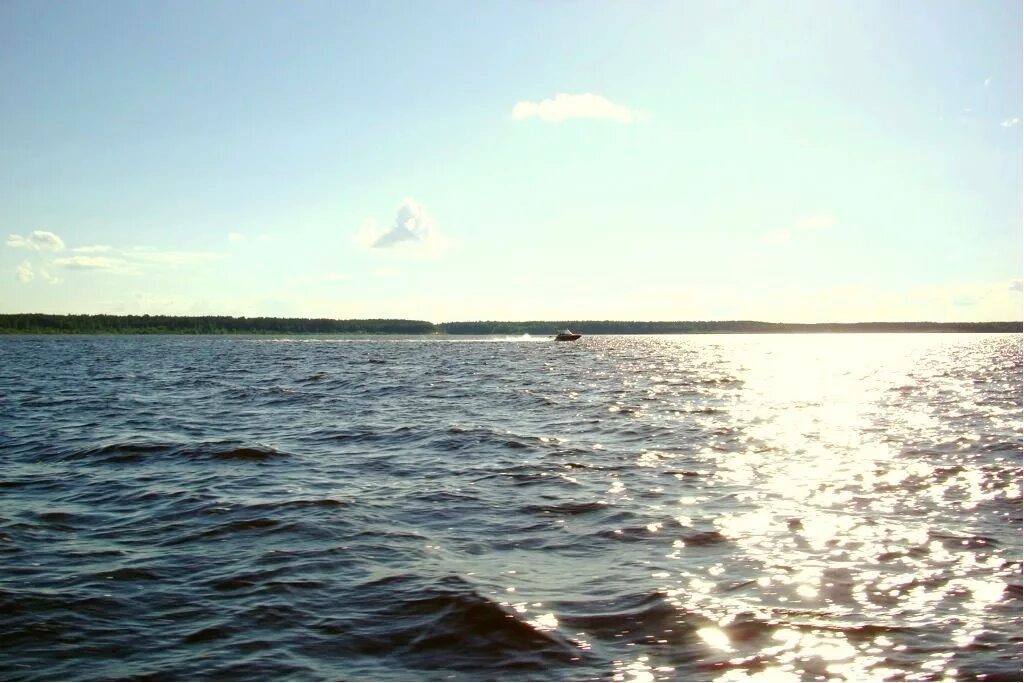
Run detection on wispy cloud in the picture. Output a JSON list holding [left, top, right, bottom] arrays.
[[7, 231, 65, 251], [1000, 117, 1020, 127], [984, 76, 992, 87], [54, 255, 130, 271], [52, 247, 223, 274], [38, 267, 60, 284], [228, 232, 246, 243], [15, 261, 34, 282], [512, 93, 645, 123], [357, 199, 448, 254], [14, 260, 60, 283]]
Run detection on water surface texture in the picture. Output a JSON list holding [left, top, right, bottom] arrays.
[[1, 334, 1020, 681]]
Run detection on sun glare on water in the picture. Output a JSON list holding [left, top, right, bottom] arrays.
[[635, 334, 1022, 681]]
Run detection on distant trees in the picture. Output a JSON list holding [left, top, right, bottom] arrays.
[[436, 320, 1022, 335], [0, 314, 436, 335], [0, 314, 1018, 335]]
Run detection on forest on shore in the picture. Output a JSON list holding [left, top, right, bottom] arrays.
[[0, 314, 1019, 335], [0, 314, 435, 335]]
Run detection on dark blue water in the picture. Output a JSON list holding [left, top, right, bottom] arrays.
[[1, 334, 1020, 681]]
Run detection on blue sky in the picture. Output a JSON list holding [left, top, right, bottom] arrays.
[[2, 0, 1021, 322]]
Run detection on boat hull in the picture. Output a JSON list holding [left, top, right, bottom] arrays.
[[554, 334, 582, 341]]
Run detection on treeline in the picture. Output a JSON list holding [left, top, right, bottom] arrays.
[[437, 320, 1023, 334], [0, 314, 435, 335], [0, 314, 1019, 335]]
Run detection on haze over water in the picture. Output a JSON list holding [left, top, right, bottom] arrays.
[[0, 333, 1020, 681]]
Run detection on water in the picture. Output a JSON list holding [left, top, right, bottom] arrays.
[[0, 333, 1020, 681]]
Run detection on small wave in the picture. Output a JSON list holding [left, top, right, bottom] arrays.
[[523, 501, 608, 515], [439, 425, 554, 452], [85, 567, 161, 582], [597, 528, 649, 543], [183, 624, 237, 644], [930, 532, 1000, 549], [163, 517, 292, 546], [248, 498, 351, 510], [33, 510, 110, 531], [63, 439, 292, 464], [310, 425, 421, 445], [681, 530, 729, 546], [313, 574, 589, 670], [67, 440, 175, 463], [302, 371, 329, 381], [555, 591, 679, 639], [203, 444, 290, 461]]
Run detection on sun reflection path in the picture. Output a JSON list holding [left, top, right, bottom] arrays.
[[648, 334, 1021, 681]]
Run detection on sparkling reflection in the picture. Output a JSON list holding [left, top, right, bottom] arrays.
[[641, 334, 1022, 680]]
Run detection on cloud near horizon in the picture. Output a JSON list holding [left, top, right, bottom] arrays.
[[48, 246, 223, 274], [14, 260, 60, 284], [54, 255, 130, 271], [15, 261, 34, 282], [512, 93, 644, 123], [7, 231, 65, 251]]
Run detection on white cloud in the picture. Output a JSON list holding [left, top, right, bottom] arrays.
[[1000, 117, 1020, 127], [357, 198, 449, 254], [38, 267, 60, 284], [984, 76, 992, 86], [6, 231, 65, 251], [54, 255, 129, 271], [49, 244, 225, 276], [512, 93, 644, 123], [14, 260, 60, 284], [15, 261, 34, 282], [228, 232, 246, 243]]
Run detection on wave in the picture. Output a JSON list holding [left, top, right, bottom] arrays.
[[63, 440, 293, 463], [310, 574, 592, 671], [522, 501, 609, 515]]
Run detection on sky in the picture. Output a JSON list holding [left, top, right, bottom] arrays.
[[1, 0, 1021, 323]]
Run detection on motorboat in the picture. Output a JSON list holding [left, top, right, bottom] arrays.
[[554, 329, 582, 341]]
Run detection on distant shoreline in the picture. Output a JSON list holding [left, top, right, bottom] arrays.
[[0, 314, 1020, 335]]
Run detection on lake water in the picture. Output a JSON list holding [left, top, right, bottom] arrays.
[[0, 333, 1020, 681]]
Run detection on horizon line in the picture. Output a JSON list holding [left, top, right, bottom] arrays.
[[2, 313, 1021, 326]]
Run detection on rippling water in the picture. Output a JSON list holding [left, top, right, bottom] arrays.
[[0, 333, 1020, 681]]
